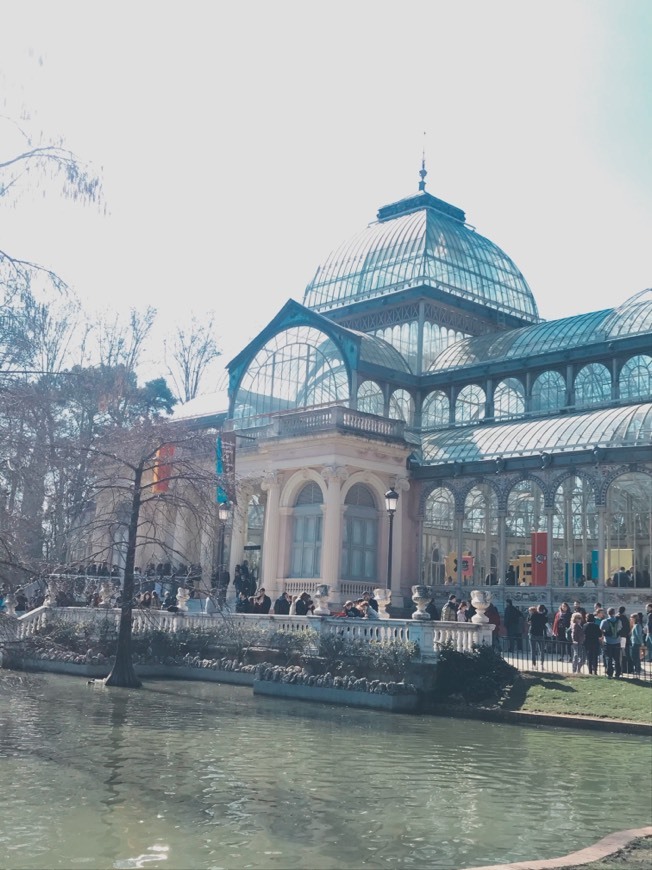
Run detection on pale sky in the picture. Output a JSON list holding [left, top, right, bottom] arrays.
[[1, 0, 651, 395]]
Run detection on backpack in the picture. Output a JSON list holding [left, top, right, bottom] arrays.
[[604, 618, 618, 639]]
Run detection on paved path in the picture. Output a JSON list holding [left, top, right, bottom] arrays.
[[464, 827, 652, 870]]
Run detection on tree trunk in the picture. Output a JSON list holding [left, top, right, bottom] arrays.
[[104, 462, 143, 688]]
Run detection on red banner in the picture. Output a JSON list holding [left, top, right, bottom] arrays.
[[152, 444, 175, 493], [531, 532, 547, 586]]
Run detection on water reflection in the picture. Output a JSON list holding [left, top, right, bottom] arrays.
[[0, 673, 650, 870]]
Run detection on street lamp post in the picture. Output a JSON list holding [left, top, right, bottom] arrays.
[[384, 487, 399, 590], [218, 502, 230, 573]]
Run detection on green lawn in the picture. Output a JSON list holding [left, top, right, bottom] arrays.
[[503, 673, 652, 724]]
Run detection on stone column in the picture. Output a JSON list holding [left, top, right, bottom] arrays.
[[455, 513, 464, 587], [497, 510, 507, 584], [391, 476, 410, 605], [597, 505, 606, 588], [261, 472, 282, 598], [320, 466, 348, 605]]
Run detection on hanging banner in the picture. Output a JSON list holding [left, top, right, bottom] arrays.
[[152, 444, 175, 493], [531, 532, 547, 585], [216, 432, 236, 504]]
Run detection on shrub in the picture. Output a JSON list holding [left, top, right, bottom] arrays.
[[316, 633, 418, 680], [266, 628, 317, 664], [434, 642, 517, 703]]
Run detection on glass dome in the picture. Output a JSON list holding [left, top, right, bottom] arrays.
[[303, 190, 539, 323], [602, 288, 652, 339]]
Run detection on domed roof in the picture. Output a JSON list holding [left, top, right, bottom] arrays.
[[601, 288, 652, 339], [303, 178, 539, 324]]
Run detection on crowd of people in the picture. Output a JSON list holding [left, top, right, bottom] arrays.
[[518, 599, 652, 676]]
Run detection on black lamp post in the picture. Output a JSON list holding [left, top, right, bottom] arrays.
[[218, 502, 229, 572], [384, 487, 399, 590]]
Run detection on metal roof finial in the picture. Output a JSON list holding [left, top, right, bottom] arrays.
[[419, 131, 427, 192]]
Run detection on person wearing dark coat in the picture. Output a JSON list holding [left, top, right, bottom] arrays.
[[250, 588, 271, 614], [485, 602, 501, 648], [294, 592, 313, 616], [273, 592, 291, 615], [583, 613, 603, 675], [528, 604, 548, 670], [504, 599, 523, 652]]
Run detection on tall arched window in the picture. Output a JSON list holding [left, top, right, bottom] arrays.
[[531, 370, 566, 413], [574, 363, 611, 409], [619, 355, 652, 401], [462, 485, 498, 585], [290, 482, 323, 578], [357, 380, 384, 415], [341, 484, 378, 582], [389, 389, 414, 424], [553, 476, 597, 585], [455, 384, 486, 424], [421, 390, 450, 429], [605, 472, 651, 587], [493, 378, 525, 420], [422, 486, 455, 584]]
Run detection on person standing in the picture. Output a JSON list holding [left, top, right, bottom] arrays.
[[504, 599, 524, 653], [570, 612, 586, 673], [553, 601, 572, 662], [441, 594, 458, 621], [583, 613, 603, 675], [485, 601, 501, 649], [457, 601, 469, 622], [617, 605, 632, 674], [600, 608, 623, 678], [630, 612, 644, 676], [645, 603, 652, 663], [528, 604, 548, 671], [273, 591, 291, 615]]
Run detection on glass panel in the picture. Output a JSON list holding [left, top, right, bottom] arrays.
[[493, 378, 525, 420], [531, 370, 566, 413], [234, 326, 349, 421], [574, 363, 611, 409], [552, 476, 597, 587], [422, 390, 449, 429], [605, 472, 652, 588], [619, 355, 652, 401], [506, 480, 546, 586], [389, 389, 414, 424], [455, 384, 486, 424], [357, 380, 384, 416], [462, 484, 498, 587], [422, 487, 455, 585]]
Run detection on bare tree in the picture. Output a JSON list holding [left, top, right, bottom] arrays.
[[69, 419, 225, 688], [164, 313, 222, 402]]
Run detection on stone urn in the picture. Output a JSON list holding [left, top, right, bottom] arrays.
[[312, 584, 330, 616], [373, 588, 391, 619], [470, 588, 491, 624], [411, 584, 433, 620], [44, 580, 58, 607], [176, 586, 190, 612], [99, 580, 113, 606]]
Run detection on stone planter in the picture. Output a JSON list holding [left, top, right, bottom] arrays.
[[411, 585, 433, 620], [470, 589, 491, 624], [373, 588, 391, 619]]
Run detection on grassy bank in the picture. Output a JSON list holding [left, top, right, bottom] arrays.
[[504, 673, 652, 724]]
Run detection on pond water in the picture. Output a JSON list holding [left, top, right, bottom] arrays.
[[0, 673, 650, 870]]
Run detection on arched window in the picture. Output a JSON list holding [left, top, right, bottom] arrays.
[[341, 484, 378, 581], [357, 380, 384, 415], [421, 390, 449, 429], [531, 370, 566, 413], [234, 326, 349, 421], [422, 487, 455, 584], [455, 384, 486, 424], [389, 389, 414, 424], [605, 472, 651, 587], [619, 355, 652, 401], [462, 485, 498, 585], [553, 476, 597, 585], [290, 482, 323, 578], [574, 363, 611, 409], [493, 378, 525, 420]]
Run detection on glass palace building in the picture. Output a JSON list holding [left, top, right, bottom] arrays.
[[191, 170, 652, 611]]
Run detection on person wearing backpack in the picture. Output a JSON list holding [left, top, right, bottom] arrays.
[[600, 608, 622, 678], [617, 606, 633, 673]]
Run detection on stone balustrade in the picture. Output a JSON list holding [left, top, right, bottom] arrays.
[[14, 606, 493, 661]]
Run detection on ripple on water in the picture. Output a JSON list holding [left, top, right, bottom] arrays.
[[0, 673, 650, 870]]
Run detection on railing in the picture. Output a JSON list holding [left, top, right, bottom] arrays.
[[14, 607, 494, 661]]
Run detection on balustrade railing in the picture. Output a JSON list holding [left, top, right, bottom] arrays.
[[14, 607, 494, 661]]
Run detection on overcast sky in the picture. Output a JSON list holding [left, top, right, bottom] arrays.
[[1, 0, 651, 393]]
